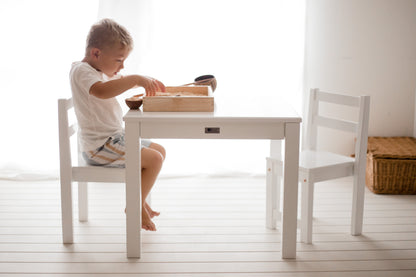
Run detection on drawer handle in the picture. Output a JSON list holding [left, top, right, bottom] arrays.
[[205, 127, 220, 134]]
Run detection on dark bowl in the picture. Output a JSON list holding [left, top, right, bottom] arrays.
[[125, 98, 143, 109]]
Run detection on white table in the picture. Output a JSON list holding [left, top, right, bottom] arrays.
[[123, 95, 301, 259]]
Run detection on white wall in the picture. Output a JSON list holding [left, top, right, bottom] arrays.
[[304, 0, 416, 154]]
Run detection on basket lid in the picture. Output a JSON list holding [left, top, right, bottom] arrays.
[[368, 137, 416, 159]]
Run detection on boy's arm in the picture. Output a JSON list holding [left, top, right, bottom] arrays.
[[90, 75, 165, 99]]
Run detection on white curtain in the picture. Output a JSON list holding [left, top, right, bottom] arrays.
[[0, 0, 305, 180], [0, 0, 98, 180]]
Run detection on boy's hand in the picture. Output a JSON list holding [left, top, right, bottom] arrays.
[[138, 76, 166, 96]]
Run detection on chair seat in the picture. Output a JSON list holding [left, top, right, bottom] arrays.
[[300, 150, 354, 169], [299, 150, 355, 183]]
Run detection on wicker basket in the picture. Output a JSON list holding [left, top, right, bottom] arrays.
[[366, 137, 416, 194]]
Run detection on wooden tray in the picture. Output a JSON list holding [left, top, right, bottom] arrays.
[[143, 86, 214, 112]]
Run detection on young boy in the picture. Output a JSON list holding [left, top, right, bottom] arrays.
[[70, 18, 165, 231]]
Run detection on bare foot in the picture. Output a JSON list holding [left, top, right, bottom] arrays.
[[142, 209, 156, 231], [123, 203, 159, 231], [144, 201, 160, 218], [124, 202, 160, 217]]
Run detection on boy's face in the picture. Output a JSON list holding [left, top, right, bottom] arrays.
[[94, 44, 130, 78]]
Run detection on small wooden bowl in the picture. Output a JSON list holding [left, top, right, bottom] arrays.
[[125, 97, 143, 109]]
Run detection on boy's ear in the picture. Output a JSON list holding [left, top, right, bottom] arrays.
[[90, 48, 101, 59]]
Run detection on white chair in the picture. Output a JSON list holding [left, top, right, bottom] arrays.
[[58, 98, 125, 243], [266, 88, 370, 243]]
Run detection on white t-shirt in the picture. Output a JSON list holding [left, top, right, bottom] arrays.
[[69, 61, 124, 152]]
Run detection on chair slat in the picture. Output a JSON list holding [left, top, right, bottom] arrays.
[[317, 90, 360, 107], [315, 115, 357, 133], [66, 98, 73, 109], [68, 124, 77, 137]]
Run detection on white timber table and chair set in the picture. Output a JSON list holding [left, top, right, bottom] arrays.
[[58, 88, 370, 260]]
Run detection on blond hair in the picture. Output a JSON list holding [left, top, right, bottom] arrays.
[[85, 18, 133, 56]]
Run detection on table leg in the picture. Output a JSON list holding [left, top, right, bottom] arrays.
[[266, 140, 283, 229], [281, 122, 300, 259], [125, 121, 142, 258]]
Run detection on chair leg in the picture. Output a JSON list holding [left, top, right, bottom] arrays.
[[301, 179, 314, 244], [351, 173, 365, 235], [78, 182, 88, 222], [60, 178, 74, 243], [266, 159, 280, 229]]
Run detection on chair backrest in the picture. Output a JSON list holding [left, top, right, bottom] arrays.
[[304, 88, 370, 162]]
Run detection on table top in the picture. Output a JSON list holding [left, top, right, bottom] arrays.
[[124, 95, 301, 124]]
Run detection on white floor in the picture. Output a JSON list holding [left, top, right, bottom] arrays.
[[1, 175, 416, 276]]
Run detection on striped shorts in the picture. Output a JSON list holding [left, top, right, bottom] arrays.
[[82, 133, 152, 168]]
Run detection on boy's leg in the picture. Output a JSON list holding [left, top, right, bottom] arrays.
[[144, 142, 165, 218], [140, 147, 164, 231]]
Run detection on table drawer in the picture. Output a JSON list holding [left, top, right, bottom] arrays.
[[140, 121, 285, 139]]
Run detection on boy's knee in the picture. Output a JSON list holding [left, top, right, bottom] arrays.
[[150, 143, 166, 160], [141, 145, 165, 170], [149, 150, 164, 168]]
